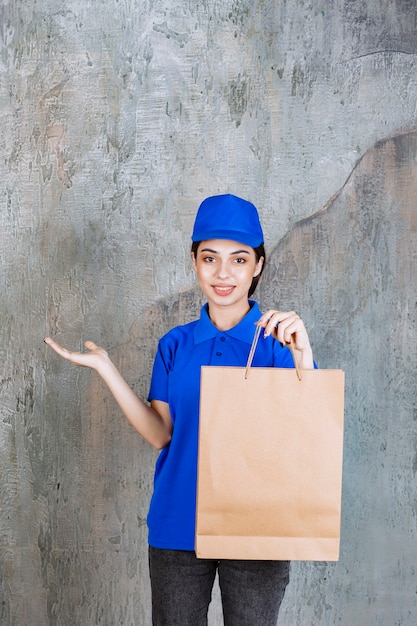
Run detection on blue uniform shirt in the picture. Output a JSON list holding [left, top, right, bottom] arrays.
[[147, 300, 295, 550]]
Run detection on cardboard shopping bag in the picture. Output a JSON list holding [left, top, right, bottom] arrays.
[[196, 328, 345, 561]]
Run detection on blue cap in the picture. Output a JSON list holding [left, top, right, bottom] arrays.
[[191, 194, 264, 247]]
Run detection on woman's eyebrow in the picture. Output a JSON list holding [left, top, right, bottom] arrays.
[[199, 248, 250, 255]]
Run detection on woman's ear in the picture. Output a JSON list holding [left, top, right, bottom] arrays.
[[191, 251, 197, 271], [254, 256, 264, 277]]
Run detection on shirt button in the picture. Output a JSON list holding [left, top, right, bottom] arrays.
[[220, 336, 226, 342], [216, 352, 222, 357]]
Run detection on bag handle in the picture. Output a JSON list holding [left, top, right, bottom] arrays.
[[245, 325, 302, 381]]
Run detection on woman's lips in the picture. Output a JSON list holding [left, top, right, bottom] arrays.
[[213, 285, 235, 296]]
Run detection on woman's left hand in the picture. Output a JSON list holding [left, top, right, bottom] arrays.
[[257, 309, 314, 369]]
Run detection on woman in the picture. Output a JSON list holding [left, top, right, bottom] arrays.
[[45, 193, 314, 625]]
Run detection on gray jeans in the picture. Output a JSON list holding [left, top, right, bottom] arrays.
[[149, 547, 290, 626]]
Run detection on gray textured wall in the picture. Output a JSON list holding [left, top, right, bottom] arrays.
[[1, 1, 416, 624]]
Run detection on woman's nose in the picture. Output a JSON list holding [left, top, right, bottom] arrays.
[[216, 260, 229, 278]]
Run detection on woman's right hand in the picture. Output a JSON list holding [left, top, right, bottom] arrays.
[[44, 337, 173, 449], [44, 337, 109, 372]]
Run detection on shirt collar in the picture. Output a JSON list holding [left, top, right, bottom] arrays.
[[194, 300, 261, 345]]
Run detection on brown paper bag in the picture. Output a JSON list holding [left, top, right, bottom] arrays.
[[196, 330, 345, 561]]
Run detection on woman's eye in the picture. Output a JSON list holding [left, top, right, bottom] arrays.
[[203, 256, 216, 263], [234, 257, 246, 264]]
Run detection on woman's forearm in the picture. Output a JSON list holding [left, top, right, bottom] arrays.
[[294, 345, 315, 370], [96, 356, 172, 449], [44, 337, 172, 449]]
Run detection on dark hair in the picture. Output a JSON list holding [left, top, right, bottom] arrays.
[[191, 242, 266, 298]]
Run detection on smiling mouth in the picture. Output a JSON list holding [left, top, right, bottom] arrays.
[[213, 285, 235, 296]]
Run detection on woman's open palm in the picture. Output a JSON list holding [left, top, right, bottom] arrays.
[[44, 338, 108, 371]]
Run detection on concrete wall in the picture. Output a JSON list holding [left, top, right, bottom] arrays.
[[1, 1, 416, 624]]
